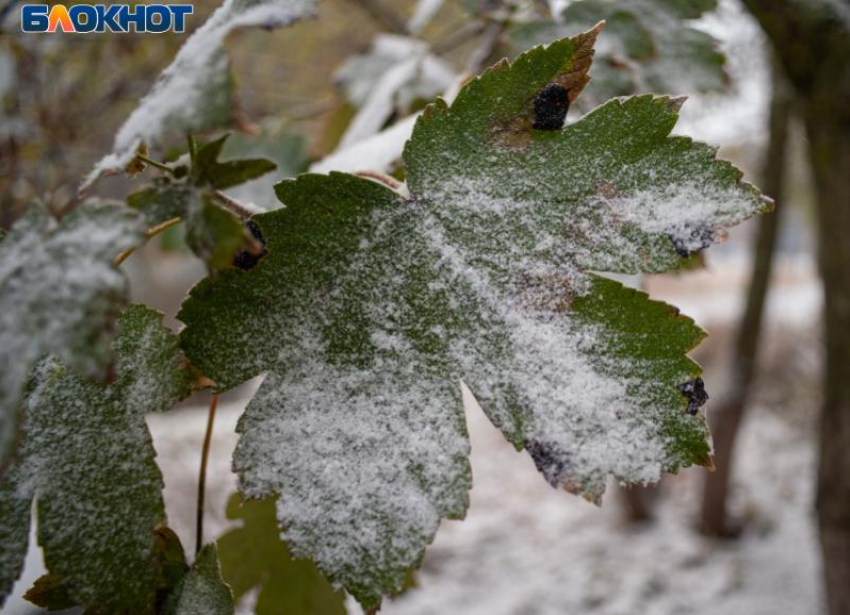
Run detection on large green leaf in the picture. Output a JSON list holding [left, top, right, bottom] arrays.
[[218, 494, 346, 615], [164, 545, 234, 615], [180, 173, 471, 611], [511, 0, 726, 107], [0, 305, 197, 613], [0, 202, 144, 468], [179, 27, 768, 609], [84, 0, 317, 187]]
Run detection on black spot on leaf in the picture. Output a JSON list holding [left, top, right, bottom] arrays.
[[532, 84, 570, 131], [232, 218, 267, 270], [679, 377, 709, 415], [668, 223, 716, 257], [525, 440, 569, 487]]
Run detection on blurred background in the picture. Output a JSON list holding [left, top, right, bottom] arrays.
[[2, 0, 847, 613]]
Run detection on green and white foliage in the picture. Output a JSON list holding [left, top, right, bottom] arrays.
[[217, 494, 346, 615], [127, 134, 277, 269], [84, 0, 316, 188], [512, 0, 727, 107], [178, 25, 769, 610], [0, 305, 197, 612], [0, 202, 144, 469]]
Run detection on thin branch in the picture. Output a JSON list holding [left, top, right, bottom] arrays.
[[136, 154, 176, 175], [114, 216, 182, 266], [212, 190, 255, 219], [196, 393, 219, 555]]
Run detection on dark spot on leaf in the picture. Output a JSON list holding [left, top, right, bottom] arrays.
[[232, 219, 267, 270], [668, 223, 716, 257], [525, 440, 569, 487], [679, 377, 708, 415], [532, 84, 570, 131]]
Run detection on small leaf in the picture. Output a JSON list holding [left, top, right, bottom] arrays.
[[218, 494, 346, 615], [193, 134, 278, 190], [0, 202, 144, 468], [6, 305, 197, 614], [23, 575, 77, 611], [164, 545, 234, 615], [154, 527, 191, 609]]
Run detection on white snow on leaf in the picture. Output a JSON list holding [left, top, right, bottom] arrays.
[[236, 359, 470, 604], [0, 202, 144, 466], [5, 305, 196, 612], [83, 0, 316, 189]]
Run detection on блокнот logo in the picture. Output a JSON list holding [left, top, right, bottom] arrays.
[[21, 4, 193, 33]]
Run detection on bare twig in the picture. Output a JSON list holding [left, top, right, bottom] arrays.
[[136, 154, 176, 175], [212, 190, 255, 219], [196, 393, 219, 555], [114, 216, 183, 266]]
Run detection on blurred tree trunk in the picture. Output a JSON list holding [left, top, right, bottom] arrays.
[[699, 59, 791, 538], [740, 2, 850, 612]]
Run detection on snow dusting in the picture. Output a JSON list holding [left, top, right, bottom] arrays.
[[0, 202, 144, 467], [0, 305, 195, 612], [179, 30, 768, 608], [84, 0, 316, 189]]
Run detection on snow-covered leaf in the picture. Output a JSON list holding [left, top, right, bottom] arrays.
[[217, 494, 346, 615], [512, 0, 726, 107], [0, 305, 197, 613], [164, 544, 234, 615], [179, 173, 471, 610], [179, 26, 768, 609], [0, 464, 30, 607], [0, 202, 144, 468], [84, 0, 316, 188]]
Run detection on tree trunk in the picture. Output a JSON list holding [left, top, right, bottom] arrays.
[[699, 60, 792, 538], [807, 100, 850, 615], [739, 1, 850, 611]]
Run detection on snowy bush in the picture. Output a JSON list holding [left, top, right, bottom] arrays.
[[0, 0, 769, 613]]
